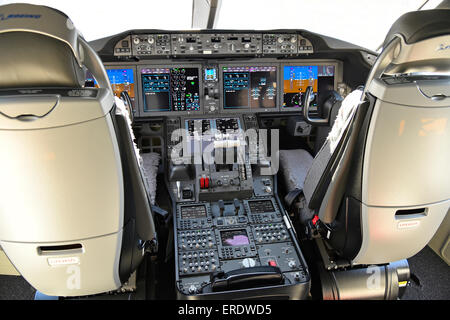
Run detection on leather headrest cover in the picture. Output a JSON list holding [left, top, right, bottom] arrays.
[[383, 9, 450, 47], [0, 32, 83, 88]]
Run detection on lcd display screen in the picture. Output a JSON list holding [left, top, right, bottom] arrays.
[[141, 67, 200, 112], [223, 66, 277, 110], [282, 65, 335, 109], [86, 68, 136, 108], [205, 68, 217, 81], [221, 229, 250, 246], [248, 200, 275, 214], [180, 205, 207, 219]]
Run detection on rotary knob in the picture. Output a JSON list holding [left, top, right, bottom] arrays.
[[290, 36, 297, 43], [188, 285, 197, 294], [133, 37, 140, 44], [288, 260, 297, 269], [147, 37, 154, 44], [242, 258, 256, 268], [277, 36, 284, 44]]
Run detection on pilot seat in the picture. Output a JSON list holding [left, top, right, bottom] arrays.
[[279, 9, 450, 299], [0, 4, 157, 297]]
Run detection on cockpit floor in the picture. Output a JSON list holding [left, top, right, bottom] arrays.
[[0, 246, 448, 300]]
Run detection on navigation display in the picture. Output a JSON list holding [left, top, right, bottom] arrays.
[[221, 229, 250, 246], [282, 65, 335, 109], [223, 66, 277, 110], [141, 67, 200, 112]]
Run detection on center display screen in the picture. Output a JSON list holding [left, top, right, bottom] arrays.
[[141, 67, 200, 112], [282, 65, 335, 109], [223, 66, 277, 110], [220, 229, 250, 246]]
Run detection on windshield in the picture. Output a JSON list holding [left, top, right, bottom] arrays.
[[0, 0, 443, 50]]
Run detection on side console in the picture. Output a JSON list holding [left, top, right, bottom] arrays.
[[174, 196, 310, 299]]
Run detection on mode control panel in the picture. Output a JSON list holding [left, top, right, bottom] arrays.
[[171, 33, 262, 55], [263, 34, 298, 54], [114, 32, 314, 57], [131, 34, 171, 55]]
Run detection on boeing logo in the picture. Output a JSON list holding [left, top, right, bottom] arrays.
[[0, 13, 42, 21], [436, 43, 450, 51]]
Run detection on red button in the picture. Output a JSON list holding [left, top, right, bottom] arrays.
[[200, 178, 205, 189], [205, 177, 209, 188], [268, 260, 277, 267], [312, 215, 319, 225]]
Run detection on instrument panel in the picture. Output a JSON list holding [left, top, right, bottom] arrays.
[[114, 32, 314, 57], [97, 60, 340, 118], [140, 66, 201, 112]]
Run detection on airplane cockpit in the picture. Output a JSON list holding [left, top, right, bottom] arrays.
[[0, 1, 449, 302]]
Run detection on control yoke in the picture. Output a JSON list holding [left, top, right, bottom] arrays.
[[119, 91, 134, 123], [303, 86, 330, 126]]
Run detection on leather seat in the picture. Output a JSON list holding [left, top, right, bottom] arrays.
[[383, 9, 450, 46], [280, 9, 450, 266], [0, 4, 156, 296]]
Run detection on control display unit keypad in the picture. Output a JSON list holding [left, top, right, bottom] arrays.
[[175, 197, 309, 297]]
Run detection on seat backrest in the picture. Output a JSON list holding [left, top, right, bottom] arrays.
[[303, 9, 450, 265], [0, 4, 155, 296]]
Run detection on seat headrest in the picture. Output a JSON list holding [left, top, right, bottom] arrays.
[[0, 32, 84, 88], [383, 9, 450, 47], [0, 3, 84, 88]]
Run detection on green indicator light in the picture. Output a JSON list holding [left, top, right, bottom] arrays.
[[191, 81, 195, 85]]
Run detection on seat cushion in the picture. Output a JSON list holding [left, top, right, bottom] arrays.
[[115, 97, 160, 205], [141, 152, 160, 205], [279, 149, 314, 192]]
